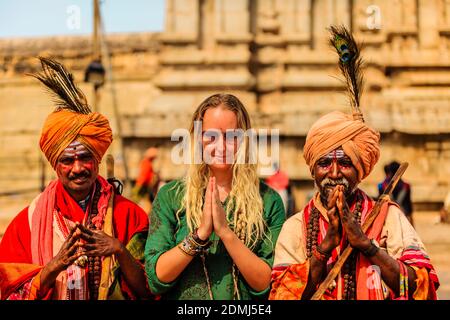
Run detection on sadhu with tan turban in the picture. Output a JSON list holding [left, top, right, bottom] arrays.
[[270, 26, 439, 300], [0, 58, 152, 300]]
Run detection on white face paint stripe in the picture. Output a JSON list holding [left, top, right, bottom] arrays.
[[323, 149, 346, 159], [69, 141, 83, 147], [61, 141, 90, 158]]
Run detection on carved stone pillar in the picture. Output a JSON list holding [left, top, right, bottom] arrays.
[[418, 0, 439, 49], [312, 0, 350, 50], [164, 0, 199, 39]]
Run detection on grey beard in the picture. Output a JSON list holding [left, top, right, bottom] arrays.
[[317, 177, 357, 206], [320, 177, 350, 190]]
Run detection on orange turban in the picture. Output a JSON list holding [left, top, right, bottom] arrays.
[[39, 110, 113, 169], [303, 111, 380, 181]]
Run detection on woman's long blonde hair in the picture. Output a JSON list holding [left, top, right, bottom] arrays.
[[177, 93, 266, 249]]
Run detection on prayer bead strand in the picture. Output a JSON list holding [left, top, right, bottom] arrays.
[[86, 181, 102, 300], [306, 194, 363, 300]]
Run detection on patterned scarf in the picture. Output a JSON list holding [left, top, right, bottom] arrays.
[[28, 177, 113, 299], [303, 189, 387, 299]]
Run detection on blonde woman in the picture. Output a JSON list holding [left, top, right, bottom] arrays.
[[144, 93, 286, 299]]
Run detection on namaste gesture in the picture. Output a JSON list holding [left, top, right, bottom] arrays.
[[321, 185, 368, 253], [197, 176, 231, 241]]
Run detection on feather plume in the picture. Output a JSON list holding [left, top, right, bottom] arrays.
[[30, 57, 91, 114], [329, 25, 365, 121]]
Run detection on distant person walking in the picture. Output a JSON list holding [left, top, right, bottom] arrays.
[[132, 147, 160, 212], [378, 161, 414, 227]]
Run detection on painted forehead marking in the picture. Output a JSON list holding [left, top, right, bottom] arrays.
[[69, 141, 83, 148], [61, 141, 89, 157], [323, 149, 346, 159]]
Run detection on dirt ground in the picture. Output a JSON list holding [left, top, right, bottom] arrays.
[[413, 211, 450, 299], [0, 195, 449, 299]]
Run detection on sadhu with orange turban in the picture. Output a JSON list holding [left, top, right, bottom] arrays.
[[0, 57, 153, 300], [40, 110, 112, 169], [303, 110, 380, 182], [270, 25, 439, 300]]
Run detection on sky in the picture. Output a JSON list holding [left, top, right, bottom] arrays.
[[0, 0, 165, 38]]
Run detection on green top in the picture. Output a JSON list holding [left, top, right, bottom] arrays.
[[144, 180, 286, 300]]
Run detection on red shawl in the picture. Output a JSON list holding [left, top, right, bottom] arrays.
[[0, 177, 148, 299]]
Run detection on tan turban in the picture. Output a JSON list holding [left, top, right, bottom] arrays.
[[303, 111, 380, 181], [39, 110, 113, 169], [145, 147, 158, 160]]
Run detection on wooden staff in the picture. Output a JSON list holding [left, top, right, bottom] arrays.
[[311, 162, 409, 300], [98, 154, 115, 300], [106, 154, 114, 182]]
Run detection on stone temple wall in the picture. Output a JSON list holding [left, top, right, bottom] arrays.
[[0, 33, 161, 195], [0, 0, 449, 211]]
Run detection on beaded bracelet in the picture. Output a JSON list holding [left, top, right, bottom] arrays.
[[312, 246, 331, 262], [178, 232, 211, 256], [361, 239, 379, 257], [178, 238, 198, 256], [192, 228, 209, 245]]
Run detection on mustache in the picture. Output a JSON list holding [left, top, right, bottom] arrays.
[[320, 177, 350, 189], [68, 171, 91, 180]]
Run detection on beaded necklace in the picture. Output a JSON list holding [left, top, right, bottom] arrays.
[[85, 180, 102, 300], [306, 192, 363, 300], [201, 204, 244, 300], [201, 244, 242, 300], [342, 197, 362, 300]]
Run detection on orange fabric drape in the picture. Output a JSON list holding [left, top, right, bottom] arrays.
[[0, 178, 149, 300], [303, 111, 380, 181], [39, 110, 112, 168]]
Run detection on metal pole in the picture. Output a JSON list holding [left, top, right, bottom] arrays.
[[92, 0, 101, 113], [93, 0, 101, 61], [97, 0, 131, 194]]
